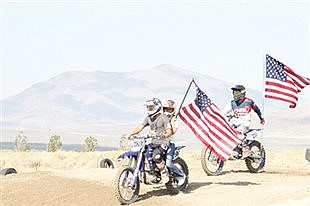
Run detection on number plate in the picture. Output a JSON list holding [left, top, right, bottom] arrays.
[[131, 139, 144, 151], [246, 130, 262, 141]]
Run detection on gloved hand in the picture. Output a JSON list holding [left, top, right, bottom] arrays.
[[260, 118, 265, 125]]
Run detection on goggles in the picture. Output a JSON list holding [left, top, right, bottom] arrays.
[[146, 105, 155, 111], [232, 90, 245, 96]]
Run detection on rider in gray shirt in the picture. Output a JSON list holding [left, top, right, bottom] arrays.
[[129, 98, 173, 183], [131, 98, 172, 141]]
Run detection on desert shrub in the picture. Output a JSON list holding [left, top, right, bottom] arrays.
[[29, 160, 41, 171], [47, 135, 62, 152], [14, 131, 29, 152], [119, 134, 131, 151], [83, 136, 98, 152]]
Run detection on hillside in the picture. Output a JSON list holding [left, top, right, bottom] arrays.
[[1, 65, 309, 148]]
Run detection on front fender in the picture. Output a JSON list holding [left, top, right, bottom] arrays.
[[117, 151, 139, 160]]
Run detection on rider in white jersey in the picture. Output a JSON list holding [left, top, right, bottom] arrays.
[[222, 85, 265, 136]]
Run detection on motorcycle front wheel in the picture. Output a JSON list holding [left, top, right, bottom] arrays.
[[114, 166, 140, 205], [201, 146, 224, 176], [245, 141, 266, 173]]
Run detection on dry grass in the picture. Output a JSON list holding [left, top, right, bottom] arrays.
[[0, 150, 122, 172], [1, 149, 308, 173]]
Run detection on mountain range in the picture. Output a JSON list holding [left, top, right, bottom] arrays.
[[1, 64, 309, 148], [2, 64, 251, 128]]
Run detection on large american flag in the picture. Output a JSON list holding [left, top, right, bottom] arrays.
[[265, 54, 310, 108], [179, 86, 241, 161]]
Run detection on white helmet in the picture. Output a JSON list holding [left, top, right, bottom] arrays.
[[163, 99, 176, 117], [145, 98, 162, 117]]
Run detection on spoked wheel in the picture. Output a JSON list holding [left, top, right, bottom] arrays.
[[114, 167, 140, 205], [165, 157, 189, 195], [201, 147, 224, 176], [245, 141, 266, 173]]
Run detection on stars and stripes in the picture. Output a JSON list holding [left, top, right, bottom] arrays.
[[265, 54, 310, 108], [179, 86, 241, 161]]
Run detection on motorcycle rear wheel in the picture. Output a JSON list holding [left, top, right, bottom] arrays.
[[165, 157, 189, 194], [201, 146, 224, 176], [245, 141, 266, 173], [114, 166, 140, 205]]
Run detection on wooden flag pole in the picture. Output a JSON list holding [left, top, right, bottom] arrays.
[[176, 78, 195, 118]]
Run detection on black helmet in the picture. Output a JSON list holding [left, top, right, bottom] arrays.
[[231, 85, 246, 101], [231, 85, 245, 91]]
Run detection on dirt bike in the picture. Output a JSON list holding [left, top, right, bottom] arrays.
[[201, 116, 266, 176], [114, 134, 189, 205]]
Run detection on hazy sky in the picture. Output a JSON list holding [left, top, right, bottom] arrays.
[[1, 0, 309, 100]]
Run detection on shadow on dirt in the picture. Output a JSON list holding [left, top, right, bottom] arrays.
[[264, 170, 310, 176], [221, 169, 265, 175], [183, 182, 212, 194], [136, 179, 259, 203], [215, 181, 260, 186], [137, 186, 171, 202], [136, 181, 212, 202]]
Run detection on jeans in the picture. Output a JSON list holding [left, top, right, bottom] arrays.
[[166, 143, 183, 177]]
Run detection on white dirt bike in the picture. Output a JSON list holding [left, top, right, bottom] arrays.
[[201, 115, 266, 176]]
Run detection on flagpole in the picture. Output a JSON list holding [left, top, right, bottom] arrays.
[[262, 54, 266, 116], [176, 78, 195, 117], [261, 53, 266, 150]]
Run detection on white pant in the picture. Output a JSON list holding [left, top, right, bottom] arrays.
[[229, 117, 250, 136]]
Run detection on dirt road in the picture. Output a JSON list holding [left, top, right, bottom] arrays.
[[1, 151, 310, 206]]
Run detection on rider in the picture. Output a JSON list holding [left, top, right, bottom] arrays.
[[128, 98, 173, 183], [222, 84, 265, 135], [162, 99, 186, 185]]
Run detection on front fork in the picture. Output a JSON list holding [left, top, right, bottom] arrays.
[[130, 149, 145, 187]]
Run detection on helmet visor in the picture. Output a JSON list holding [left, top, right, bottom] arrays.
[[232, 90, 242, 96], [232, 90, 245, 101], [146, 105, 155, 111]]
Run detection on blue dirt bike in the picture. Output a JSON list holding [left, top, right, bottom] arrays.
[[114, 134, 189, 205]]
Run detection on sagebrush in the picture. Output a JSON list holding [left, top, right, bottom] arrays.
[[47, 135, 62, 152], [83, 136, 98, 152], [14, 132, 29, 152]]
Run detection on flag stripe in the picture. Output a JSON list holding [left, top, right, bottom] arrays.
[[207, 104, 242, 139], [204, 106, 241, 144], [179, 86, 241, 161], [202, 110, 236, 150], [265, 55, 309, 108], [265, 88, 298, 101], [179, 105, 230, 160], [265, 80, 297, 94], [187, 104, 235, 152], [264, 95, 296, 108], [284, 67, 310, 90]]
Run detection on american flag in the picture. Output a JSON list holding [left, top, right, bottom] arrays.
[[265, 54, 310, 108], [179, 86, 241, 161]]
